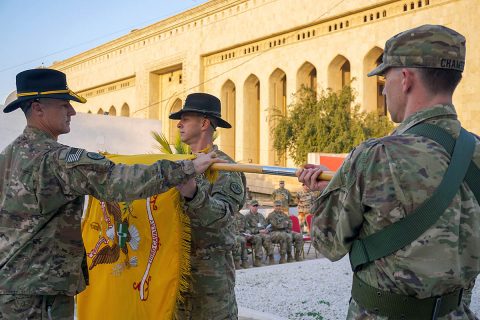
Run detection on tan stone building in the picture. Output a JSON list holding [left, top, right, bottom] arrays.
[[53, 0, 480, 168]]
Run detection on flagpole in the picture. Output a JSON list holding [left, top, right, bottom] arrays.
[[210, 163, 334, 181]]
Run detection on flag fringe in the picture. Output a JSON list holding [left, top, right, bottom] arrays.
[[176, 202, 192, 305]]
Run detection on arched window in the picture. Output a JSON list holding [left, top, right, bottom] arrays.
[[404, 4, 408, 11], [220, 80, 236, 158]]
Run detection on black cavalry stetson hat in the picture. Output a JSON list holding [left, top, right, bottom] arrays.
[[169, 93, 231, 128], [3, 68, 86, 113]]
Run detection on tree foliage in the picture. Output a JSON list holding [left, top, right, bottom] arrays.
[[271, 86, 394, 165]]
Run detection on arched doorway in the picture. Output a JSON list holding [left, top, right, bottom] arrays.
[[220, 80, 236, 158], [121, 103, 130, 117], [328, 55, 351, 92], [243, 74, 260, 164], [97, 108, 104, 115], [269, 68, 287, 166], [108, 106, 116, 116], [363, 47, 386, 114], [296, 62, 317, 93]]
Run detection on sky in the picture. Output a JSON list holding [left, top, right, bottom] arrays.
[[0, 0, 209, 104]]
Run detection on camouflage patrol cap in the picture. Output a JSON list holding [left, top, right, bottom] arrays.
[[249, 200, 259, 206], [368, 24, 466, 77]]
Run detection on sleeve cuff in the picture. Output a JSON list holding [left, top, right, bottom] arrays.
[[179, 160, 195, 176]]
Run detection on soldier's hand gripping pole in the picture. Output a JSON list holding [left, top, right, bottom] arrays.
[[210, 163, 334, 181]]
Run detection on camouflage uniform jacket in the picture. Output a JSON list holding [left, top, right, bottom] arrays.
[[183, 145, 246, 253], [311, 104, 480, 318], [234, 212, 247, 234], [296, 190, 319, 213], [245, 211, 268, 234], [266, 210, 292, 232], [0, 127, 195, 296], [271, 187, 293, 208]]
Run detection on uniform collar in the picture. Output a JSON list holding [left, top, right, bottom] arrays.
[[393, 104, 457, 135], [23, 126, 57, 142]]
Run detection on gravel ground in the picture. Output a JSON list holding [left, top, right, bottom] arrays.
[[235, 256, 480, 320]]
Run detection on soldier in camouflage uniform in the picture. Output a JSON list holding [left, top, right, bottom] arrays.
[[0, 69, 221, 320], [296, 184, 321, 232], [171, 93, 246, 320], [298, 25, 480, 319], [266, 200, 303, 263], [233, 211, 250, 269], [244, 200, 274, 266], [271, 180, 294, 210]]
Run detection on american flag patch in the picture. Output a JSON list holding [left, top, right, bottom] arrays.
[[66, 148, 84, 163]]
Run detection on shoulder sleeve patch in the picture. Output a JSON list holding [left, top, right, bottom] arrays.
[[230, 182, 243, 195], [86, 152, 105, 160], [65, 148, 85, 163]]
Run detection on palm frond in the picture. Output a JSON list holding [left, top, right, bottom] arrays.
[[173, 133, 190, 154], [151, 131, 173, 154]]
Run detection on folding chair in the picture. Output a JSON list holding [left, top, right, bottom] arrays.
[[289, 215, 309, 258], [305, 214, 317, 258]]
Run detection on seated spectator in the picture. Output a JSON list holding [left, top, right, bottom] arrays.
[[267, 201, 303, 263], [233, 210, 250, 269], [296, 184, 321, 232], [245, 200, 274, 266]]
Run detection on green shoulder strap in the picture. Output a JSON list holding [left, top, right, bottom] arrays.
[[349, 125, 477, 272], [406, 123, 480, 202]]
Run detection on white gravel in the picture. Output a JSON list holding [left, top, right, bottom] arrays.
[[235, 256, 480, 320]]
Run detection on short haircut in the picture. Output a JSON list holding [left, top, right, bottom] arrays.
[[19, 99, 35, 116], [416, 68, 462, 94]]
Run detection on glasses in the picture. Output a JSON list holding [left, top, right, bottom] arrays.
[[252, 204, 258, 207]]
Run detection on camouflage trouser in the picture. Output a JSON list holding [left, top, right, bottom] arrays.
[[175, 250, 238, 320], [348, 293, 478, 320], [233, 235, 248, 262], [249, 234, 273, 259], [0, 294, 74, 320], [269, 231, 288, 254], [285, 232, 304, 255]]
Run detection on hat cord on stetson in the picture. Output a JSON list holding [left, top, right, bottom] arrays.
[[17, 90, 87, 103]]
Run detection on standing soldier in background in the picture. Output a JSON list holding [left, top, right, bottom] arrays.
[[271, 180, 294, 210], [267, 200, 303, 263], [0, 69, 222, 319], [233, 210, 250, 269], [298, 25, 479, 319], [245, 200, 274, 266], [171, 93, 246, 320]]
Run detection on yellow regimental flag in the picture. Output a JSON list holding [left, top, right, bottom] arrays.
[[77, 153, 194, 320]]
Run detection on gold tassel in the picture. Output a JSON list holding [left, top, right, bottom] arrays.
[[175, 197, 192, 304]]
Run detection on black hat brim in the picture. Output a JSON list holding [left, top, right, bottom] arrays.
[[169, 110, 232, 128], [3, 92, 86, 113]]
